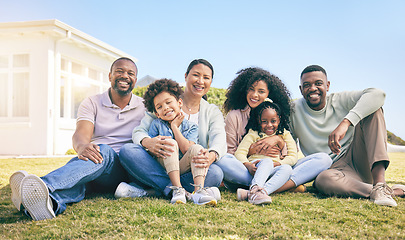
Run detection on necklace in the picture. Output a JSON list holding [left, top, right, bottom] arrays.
[[183, 102, 199, 112]]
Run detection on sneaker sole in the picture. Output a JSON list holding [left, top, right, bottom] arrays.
[[373, 199, 397, 207], [9, 170, 29, 211], [21, 175, 55, 221], [192, 199, 217, 206], [172, 200, 186, 204]]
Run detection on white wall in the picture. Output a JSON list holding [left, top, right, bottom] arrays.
[[0, 33, 50, 155]]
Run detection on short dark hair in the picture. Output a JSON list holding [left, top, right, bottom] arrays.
[[246, 100, 290, 135], [185, 59, 214, 79], [300, 65, 327, 78], [110, 57, 138, 75], [143, 78, 184, 113]]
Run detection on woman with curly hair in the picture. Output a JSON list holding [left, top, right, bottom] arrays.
[[216, 67, 332, 193]]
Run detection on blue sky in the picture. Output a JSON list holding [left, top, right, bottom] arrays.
[[1, 0, 404, 139]]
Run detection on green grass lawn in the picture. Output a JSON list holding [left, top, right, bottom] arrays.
[[1, 153, 404, 239]]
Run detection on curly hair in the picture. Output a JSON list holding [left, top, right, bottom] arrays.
[[223, 67, 292, 121], [143, 78, 184, 113], [246, 100, 290, 135]]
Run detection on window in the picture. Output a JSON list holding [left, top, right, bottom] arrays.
[[0, 54, 30, 119], [60, 58, 109, 119]]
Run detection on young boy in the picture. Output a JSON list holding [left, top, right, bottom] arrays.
[[142, 78, 218, 206]]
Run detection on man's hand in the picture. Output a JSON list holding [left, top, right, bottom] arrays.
[[192, 149, 215, 168], [77, 143, 103, 164], [249, 135, 284, 157], [328, 118, 352, 154], [244, 161, 258, 176], [141, 136, 175, 159]]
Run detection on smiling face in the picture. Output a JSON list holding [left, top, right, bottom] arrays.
[[300, 71, 330, 111], [259, 107, 280, 136], [109, 59, 137, 96], [153, 91, 183, 122], [246, 80, 269, 109], [184, 63, 213, 98]]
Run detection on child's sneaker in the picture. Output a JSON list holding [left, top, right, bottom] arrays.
[[191, 188, 217, 206], [169, 186, 186, 204], [248, 186, 272, 205], [236, 188, 249, 201], [9, 170, 29, 211], [289, 184, 306, 193], [204, 187, 221, 201], [114, 182, 148, 199]]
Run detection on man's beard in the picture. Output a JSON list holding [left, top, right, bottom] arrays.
[[113, 78, 134, 96]]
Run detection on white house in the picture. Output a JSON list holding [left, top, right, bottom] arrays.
[[0, 19, 136, 155]]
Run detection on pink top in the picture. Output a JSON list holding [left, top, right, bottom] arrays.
[[224, 106, 251, 154], [77, 90, 146, 153]]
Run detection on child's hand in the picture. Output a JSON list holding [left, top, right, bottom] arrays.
[[171, 112, 185, 129], [244, 162, 257, 176], [273, 161, 281, 167]]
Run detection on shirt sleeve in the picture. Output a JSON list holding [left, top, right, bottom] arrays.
[[234, 130, 257, 163], [278, 130, 298, 166], [183, 121, 199, 144], [132, 111, 157, 144], [76, 97, 96, 124], [206, 103, 227, 159], [225, 111, 239, 155], [341, 88, 386, 126], [148, 120, 159, 138]]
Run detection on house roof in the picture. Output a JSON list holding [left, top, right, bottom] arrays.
[[0, 19, 136, 61]]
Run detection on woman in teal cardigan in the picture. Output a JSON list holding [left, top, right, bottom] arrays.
[[118, 59, 225, 200]]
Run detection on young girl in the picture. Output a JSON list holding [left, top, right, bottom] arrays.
[[234, 99, 297, 204], [216, 67, 332, 194]]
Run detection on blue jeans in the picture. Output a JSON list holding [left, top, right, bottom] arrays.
[[41, 144, 127, 215], [119, 143, 224, 195], [216, 152, 332, 192], [249, 158, 293, 194]]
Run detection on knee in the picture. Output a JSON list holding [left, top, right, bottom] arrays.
[[118, 143, 143, 162], [314, 169, 344, 194], [207, 164, 224, 183], [278, 164, 293, 174], [188, 144, 203, 156], [313, 152, 333, 169]]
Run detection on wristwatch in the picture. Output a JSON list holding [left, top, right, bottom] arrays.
[[209, 150, 219, 162]]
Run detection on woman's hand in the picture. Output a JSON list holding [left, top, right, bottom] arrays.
[[141, 136, 175, 159], [244, 161, 258, 176], [249, 135, 284, 157], [192, 149, 215, 168]]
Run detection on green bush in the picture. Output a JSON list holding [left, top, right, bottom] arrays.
[[65, 148, 77, 155]]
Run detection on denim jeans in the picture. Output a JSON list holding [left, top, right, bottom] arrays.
[[249, 158, 293, 194], [119, 143, 224, 195], [216, 152, 332, 192], [41, 144, 127, 215]]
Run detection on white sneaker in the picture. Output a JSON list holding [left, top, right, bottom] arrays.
[[20, 175, 55, 221], [191, 188, 217, 206], [169, 186, 186, 204], [370, 182, 397, 207], [9, 170, 29, 211], [204, 187, 221, 201], [114, 182, 148, 199]]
